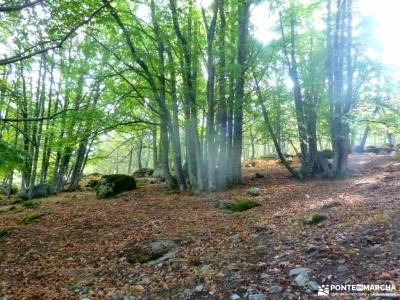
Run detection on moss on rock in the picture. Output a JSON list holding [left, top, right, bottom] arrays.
[[96, 174, 137, 199]]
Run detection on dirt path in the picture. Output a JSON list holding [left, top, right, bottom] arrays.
[[1, 154, 399, 299]]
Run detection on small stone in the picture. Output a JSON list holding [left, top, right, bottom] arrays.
[[306, 244, 317, 253], [248, 187, 261, 196], [250, 234, 259, 239], [289, 267, 310, 277], [338, 258, 346, 264], [141, 276, 151, 285], [230, 293, 241, 300], [269, 284, 283, 293], [337, 265, 348, 273], [229, 234, 241, 242], [248, 293, 265, 300], [195, 285, 204, 292], [295, 272, 310, 287], [256, 244, 268, 251]]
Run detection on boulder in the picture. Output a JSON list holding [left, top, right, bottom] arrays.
[[289, 267, 311, 277], [86, 179, 99, 189], [152, 166, 165, 181], [133, 168, 154, 178], [96, 174, 137, 199], [248, 187, 261, 196], [21, 183, 52, 200]]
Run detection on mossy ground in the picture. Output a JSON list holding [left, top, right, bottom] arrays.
[[21, 212, 43, 224], [22, 200, 40, 208], [223, 199, 260, 212], [302, 212, 328, 225], [125, 246, 168, 264]]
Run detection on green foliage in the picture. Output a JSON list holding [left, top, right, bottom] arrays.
[[0, 227, 8, 237], [303, 212, 328, 225], [0, 205, 16, 213], [0, 140, 24, 176], [22, 200, 40, 209], [224, 199, 260, 212], [136, 178, 151, 188], [320, 149, 334, 160], [21, 212, 43, 224]]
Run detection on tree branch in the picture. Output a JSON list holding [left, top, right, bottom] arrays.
[[0, 0, 44, 12], [0, 1, 111, 65]]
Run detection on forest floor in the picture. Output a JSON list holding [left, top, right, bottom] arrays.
[[1, 154, 400, 300]]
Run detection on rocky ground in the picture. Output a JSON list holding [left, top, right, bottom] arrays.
[[0, 154, 399, 299]]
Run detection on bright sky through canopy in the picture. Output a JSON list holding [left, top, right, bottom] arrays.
[[250, 0, 400, 68]]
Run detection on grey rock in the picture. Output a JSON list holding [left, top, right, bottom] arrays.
[[148, 239, 175, 251], [248, 294, 265, 300], [307, 281, 320, 291], [248, 187, 261, 196], [295, 272, 310, 287], [306, 244, 318, 253], [338, 258, 346, 264], [337, 265, 348, 273], [141, 276, 151, 285], [268, 284, 283, 293], [230, 293, 241, 300], [195, 285, 204, 292], [289, 267, 310, 277], [148, 249, 179, 265], [229, 234, 241, 242], [122, 296, 135, 300]]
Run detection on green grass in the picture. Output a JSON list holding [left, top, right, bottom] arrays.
[[224, 199, 260, 212], [136, 178, 151, 188], [0, 205, 16, 213], [0, 227, 8, 237], [21, 212, 43, 224], [303, 212, 328, 225], [22, 200, 40, 208]]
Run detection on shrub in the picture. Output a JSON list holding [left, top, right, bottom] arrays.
[[320, 149, 334, 159], [21, 212, 43, 224], [224, 199, 260, 212]]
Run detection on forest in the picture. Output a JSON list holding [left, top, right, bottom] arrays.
[[0, 0, 399, 299]]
